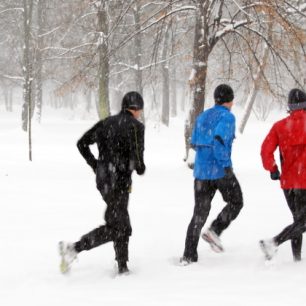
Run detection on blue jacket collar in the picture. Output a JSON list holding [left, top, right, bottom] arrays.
[[214, 104, 230, 111]]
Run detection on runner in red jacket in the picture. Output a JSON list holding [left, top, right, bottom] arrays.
[[260, 88, 306, 262]]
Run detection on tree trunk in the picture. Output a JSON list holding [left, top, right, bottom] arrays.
[[30, 78, 36, 118], [97, 1, 109, 119], [239, 41, 270, 133], [180, 85, 186, 112], [170, 63, 177, 117], [28, 72, 33, 161], [170, 19, 177, 118], [133, 2, 145, 123], [36, 0, 44, 124], [134, 2, 143, 95], [86, 89, 92, 112], [9, 88, 13, 112], [22, 0, 34, 134], [184, 1, 210, 159], [3, 86, 9, 111], [161, 27, 170, 126], [239, 85, 259, 134]]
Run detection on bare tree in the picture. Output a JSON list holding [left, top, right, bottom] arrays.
[[21, 0, 34, 161], [132, 1, 143, 95], [96, 0, 110, 119], [35, 0, 45, 123], [183, 0, 306, 159], [161, 24, 170, 126]]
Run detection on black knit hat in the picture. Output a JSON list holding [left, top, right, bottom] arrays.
[[214, 84, 234, 104], [288, 88, 306, 111], [121, 91, 144, 110]]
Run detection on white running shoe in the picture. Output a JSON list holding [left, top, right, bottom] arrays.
[[58, 241, 78, 274], [179, 256, 197, 266], [202, 229, 224, 253], [259, 239, 278, 260]]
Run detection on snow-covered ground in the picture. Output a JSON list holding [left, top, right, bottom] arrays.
[[1, 105, 306, 306]]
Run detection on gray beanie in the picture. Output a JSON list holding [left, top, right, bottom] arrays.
[[288, 88, 306, 111]]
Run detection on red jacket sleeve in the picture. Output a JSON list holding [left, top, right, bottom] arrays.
[[261, 124, 279, 172]]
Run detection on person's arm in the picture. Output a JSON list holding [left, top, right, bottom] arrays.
[[77, 122, 100, 173], [261, 124, 279, 176], [213, 114, 235, 169], [185, 120, 199, 169], [133, 123, 146, 175]]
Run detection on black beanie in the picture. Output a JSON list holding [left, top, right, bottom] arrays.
[[121, 91, 144, 110], [214, 84, 234, 104], [288, 88, 306, 111]]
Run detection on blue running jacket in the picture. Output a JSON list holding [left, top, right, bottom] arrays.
[[191, 104, 236, 180]]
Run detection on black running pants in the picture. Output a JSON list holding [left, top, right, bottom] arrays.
[[274, 189, 306, 260], [74, 188, 131, 263], [183, 175, 243, 261]]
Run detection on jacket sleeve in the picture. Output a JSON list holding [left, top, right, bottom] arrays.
[[213, 114, 235, 168], [190, 118, 198, 147], [261, 124, 279, 172], [77, 122, 100, 172], [133, 123, 146, 175]]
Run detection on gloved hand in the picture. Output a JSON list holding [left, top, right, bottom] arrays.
[[187, 162, 194, 170], [186, 148, 195, 170], [270, 169, 280, 180], [224, 167, 234, 179], [136, 163, 146, 175]]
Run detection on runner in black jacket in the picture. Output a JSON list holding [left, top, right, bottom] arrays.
[[59, 91, 145, 275]]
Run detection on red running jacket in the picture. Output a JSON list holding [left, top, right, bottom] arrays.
[[261, 110, 306, 189]]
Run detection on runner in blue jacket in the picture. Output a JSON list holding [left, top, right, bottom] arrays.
[[181, 84, 243, 265]]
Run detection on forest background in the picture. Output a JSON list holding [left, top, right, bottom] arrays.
[[0, 0, 305, 160]]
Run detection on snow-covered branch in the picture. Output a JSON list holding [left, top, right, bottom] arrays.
[[108, 4, 196, 59], [40, 43, 96, 55], [0, 7, 24, 15], [284, 0, 306, 18], [242, 25, 303, 88], [111, 49, 189, 75], [38, 26, 61, 38], [209, 19, 249, 47], [0, 74, 23, 81]]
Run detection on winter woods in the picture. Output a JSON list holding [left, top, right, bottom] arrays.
[[0, 1, 305, 159]]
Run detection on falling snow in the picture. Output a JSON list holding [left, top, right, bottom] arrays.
[[1, 106, 306, 305]]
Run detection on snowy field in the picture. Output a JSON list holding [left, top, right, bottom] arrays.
[[1, 105, 306, 306]]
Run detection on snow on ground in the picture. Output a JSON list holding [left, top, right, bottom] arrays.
[[1, 105, 306, 306]]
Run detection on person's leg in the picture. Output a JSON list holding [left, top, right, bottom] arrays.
[[210, 174, 243, 236], [111, 190, 132, 273], [273, 219, 306, 247], [73, 225, 114, 253], [60, 221, 114, 274], [114, 236, 130, 273], [183, 179, 216, 261], [73, 190, 118, 253], [284, 189, 303, 261], [274, 190, 306, 253], [58, 185, 115, 274]]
